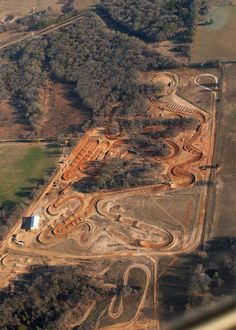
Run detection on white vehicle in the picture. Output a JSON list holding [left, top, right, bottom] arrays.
[[17, 241, 24, 246]]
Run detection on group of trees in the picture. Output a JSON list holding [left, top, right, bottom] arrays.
[[0, 265, 115, 329], [122, 116, 199, 158], [46, 12, 174, 124], [0, 38, 48, 129], [0, 12, 174, 130], [97, 0, 197, 43], [74, 158, 161, 193]]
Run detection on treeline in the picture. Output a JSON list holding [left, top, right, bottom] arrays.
[[0, 265, 115, 329], [97, 0, 197, 43], [0, 38, 48, 130]]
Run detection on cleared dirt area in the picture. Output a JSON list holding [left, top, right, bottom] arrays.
[[75, 0, 100, 10], [0, 83, 85, 140], [0, 0, 62, 21], [39, 83, 86, 138], [0, 68, 219, 329], [191, 6, 236, 62], [0, 100, 30, 140]]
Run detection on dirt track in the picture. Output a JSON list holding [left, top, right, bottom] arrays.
[[0, 70, 218, 329], [4, 71, 218, 255]]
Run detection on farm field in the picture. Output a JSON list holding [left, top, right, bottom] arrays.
[[0, 143, 61, 206], [191, 6, 236, 62], [205, 63, 236, 238]]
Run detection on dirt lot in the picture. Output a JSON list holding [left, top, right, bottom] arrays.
[[191, 6, 236, 62], [74, 0, 100, 10], [0, 0, 62, 21], [206, 63, 236, 237], [39, 83, 86, 138], [0, 100, 30, 140], [0, 83, 86, 140]]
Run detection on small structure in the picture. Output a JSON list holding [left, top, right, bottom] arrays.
[[30, 215, 40, 230], [21, 215, 40, 231]]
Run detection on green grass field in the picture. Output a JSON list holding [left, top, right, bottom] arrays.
[[191, 6, 236, 63], [0, 143, 61, 206]]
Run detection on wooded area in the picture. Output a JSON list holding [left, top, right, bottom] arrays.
[[0, 12, 174, 131], [97, 0, 196, 42], [0, 265, 115, 329]]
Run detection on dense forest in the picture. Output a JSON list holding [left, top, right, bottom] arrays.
[[97, 0, 197, 43], [0, 12, 173, 131], [0, 265, 115, 329]]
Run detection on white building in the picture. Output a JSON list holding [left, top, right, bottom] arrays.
[[30, 215, 40, 230]]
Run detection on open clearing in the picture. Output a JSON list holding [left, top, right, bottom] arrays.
[[0, 83, 85, 140], [0, 143, 61, 206], [0, 0, 62, 21], [191, 5, 236, 62]]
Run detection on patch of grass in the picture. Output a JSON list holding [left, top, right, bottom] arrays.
[[74, 0, 100, 11], [0, 143, 61, 205], [191, 6, 236, 62]]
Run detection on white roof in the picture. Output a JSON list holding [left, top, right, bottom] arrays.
[[30, 215, 40, 229]]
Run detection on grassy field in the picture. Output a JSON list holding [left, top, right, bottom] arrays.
[[205, 63, 236, 238], [0, 143, 61, 206], [75, 0, 100, 10], [191, 6, 236, 62]]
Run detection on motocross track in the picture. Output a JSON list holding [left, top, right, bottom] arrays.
[[0, 70, 218, 329]]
